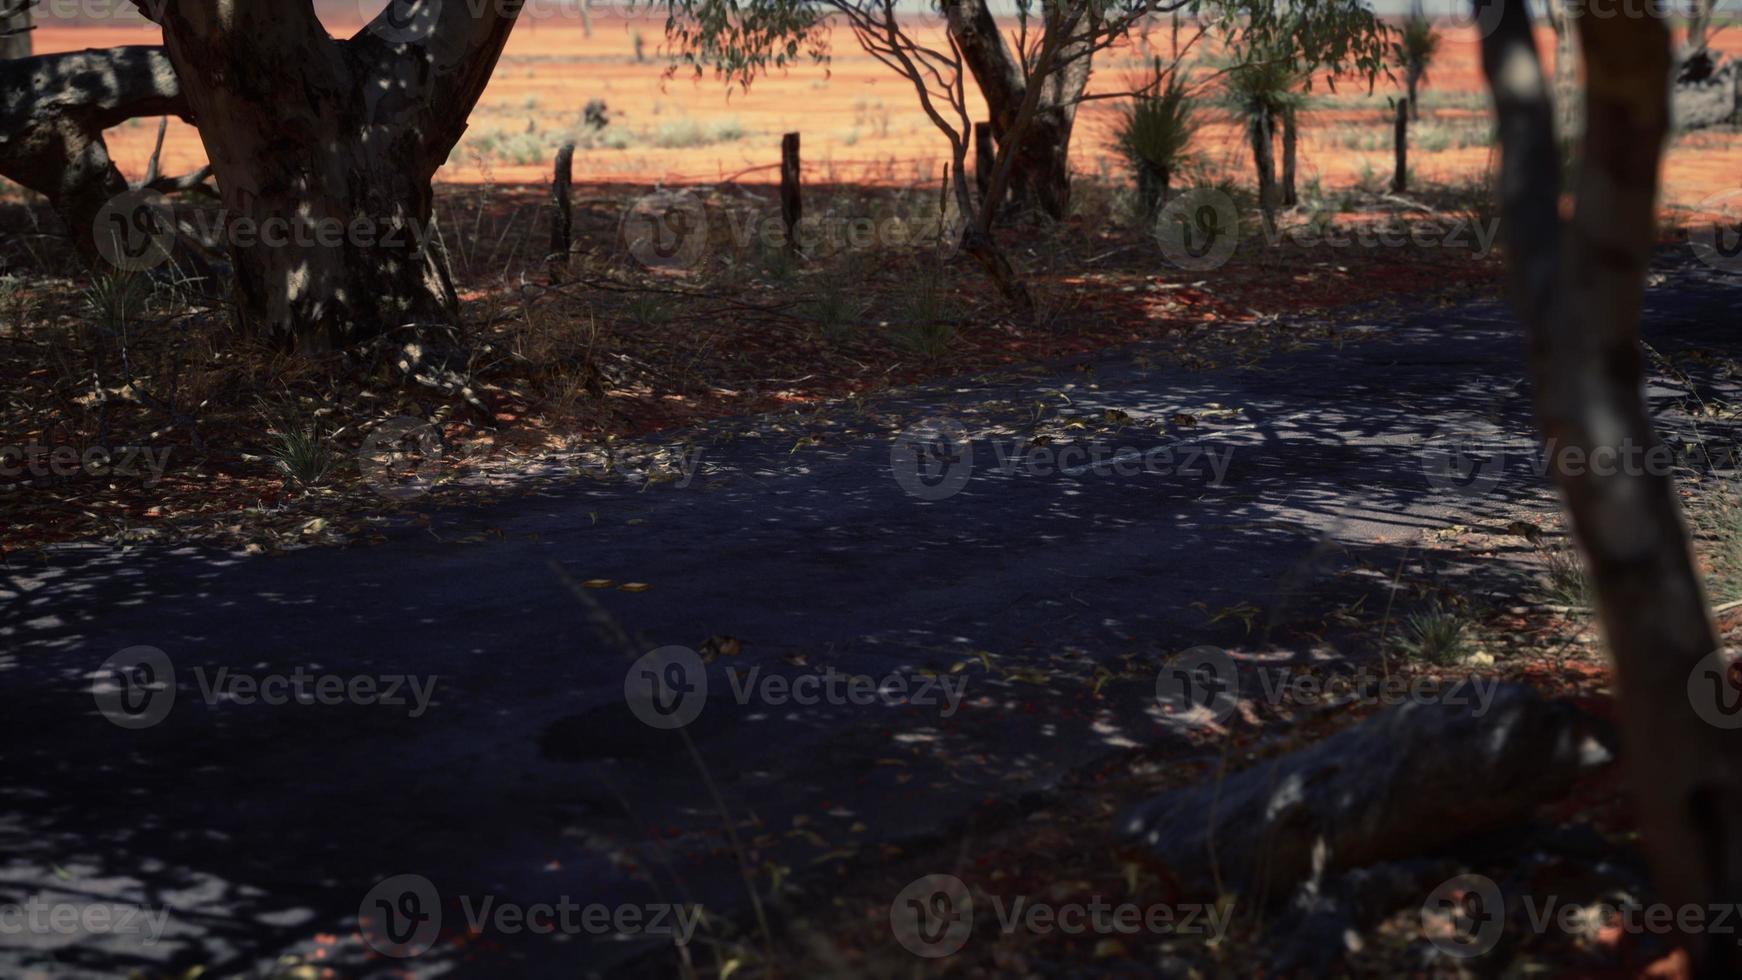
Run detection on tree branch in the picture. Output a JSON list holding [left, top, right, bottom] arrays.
[[0, 45, 192, 264]]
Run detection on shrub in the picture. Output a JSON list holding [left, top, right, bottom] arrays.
[[1113, 62, 1199, 217]]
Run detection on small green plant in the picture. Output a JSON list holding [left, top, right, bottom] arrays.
[[807, 286, 859, 340], [1114, 60, 1199, 217], [755, 238, 798, 281], [270, 424, 339, 489], [1393, 3, 1443, 119], [1539, 547, 1595, 609], [1692, 484, 1742, 604], [1395, 603, 1473, 664], [81, 272, 153, 332], [0, 275, 31, 335], [624, 291, 671, 328], [650, 117, 745, 149], [889, 270, 958, 359]]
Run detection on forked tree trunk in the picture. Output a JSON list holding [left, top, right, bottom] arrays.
[[1480, 1, 1742, 973], [944, 0, 1088, 221], [135, 1, 520, 352]]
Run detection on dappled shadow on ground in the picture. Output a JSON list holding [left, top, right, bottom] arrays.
[[2, 254, 1740, 976]]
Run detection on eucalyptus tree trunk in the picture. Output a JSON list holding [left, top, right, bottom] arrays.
[[135, 1, 521, 352], [944, 0, 1089, 221], [1248, 111, 1277, 233], [1687, 0, 1716, 56], [1480, 1, 1742, 973], [1280, 108, 1298, 206]]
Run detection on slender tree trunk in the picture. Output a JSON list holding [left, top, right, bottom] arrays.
[[140, 1, 520, 352], [944, 0, 1088, 220], [1249, 111, 1277, 233], [1548, 0, 1580, 138], [1481, 2, 1742, 973], [1280, 107, 1298, 207], [1137, 161, 1166, 217], [1687, 0, 1716, 56], [1407, 69, 1421, 121]]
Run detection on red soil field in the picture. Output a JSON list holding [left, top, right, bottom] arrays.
[[23, 17, 1742, 211]]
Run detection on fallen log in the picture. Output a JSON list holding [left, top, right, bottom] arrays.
[[1120, 683, 1615, 903]]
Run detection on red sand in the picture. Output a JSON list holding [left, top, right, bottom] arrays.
[[24, 19, 1742, 209]]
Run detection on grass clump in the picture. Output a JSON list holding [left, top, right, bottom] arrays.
[[1113, 60, 1199, 218], [1394, 602, 1474, 665]]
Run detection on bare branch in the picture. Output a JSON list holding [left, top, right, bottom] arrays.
[[0, 46, 192, 263]]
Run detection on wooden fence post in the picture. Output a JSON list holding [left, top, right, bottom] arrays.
[[780, 132, 801, 254], [1392, 99, 1409, 193]]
